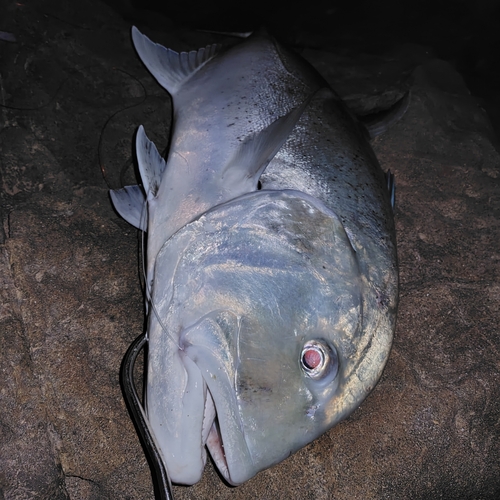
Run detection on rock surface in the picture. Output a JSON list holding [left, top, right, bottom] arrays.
[[1, 0, 499, 499]]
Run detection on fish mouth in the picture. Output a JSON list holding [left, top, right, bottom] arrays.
[[181, 313, 255, 486], [201, 388, 231, 481]]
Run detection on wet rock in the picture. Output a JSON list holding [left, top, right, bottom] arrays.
[[0, 0, 499, 499]]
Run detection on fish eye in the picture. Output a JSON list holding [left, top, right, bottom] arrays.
[[300, 340, 338, 380]]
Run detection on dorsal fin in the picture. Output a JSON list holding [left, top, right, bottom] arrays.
[[110, 185, 147, 230], [131, 26, 220, 95], [136, 125, 167, 200]]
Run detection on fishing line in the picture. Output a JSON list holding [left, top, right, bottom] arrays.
[[0, 63, 147, 191], [36, 8, 92, 31], [0, 75, 70, 111], [138, 200, 183, 350], [98, 68, 147, 189], [99, 69, 171, 189], [134, 199, 148, 300]]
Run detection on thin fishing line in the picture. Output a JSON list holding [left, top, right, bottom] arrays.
[[98, 68, 147, 189], [139, 198, 182, 350]]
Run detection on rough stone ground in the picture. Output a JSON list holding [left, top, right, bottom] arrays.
[[1, 0, 499, 499]]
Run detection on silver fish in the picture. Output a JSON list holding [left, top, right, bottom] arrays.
[[111, 27, 398, 487]]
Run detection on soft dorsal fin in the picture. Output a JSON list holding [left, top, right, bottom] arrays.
[[131, 26, 220, 95], [136, 125, 167, 199], [110, 185, 147, 230]]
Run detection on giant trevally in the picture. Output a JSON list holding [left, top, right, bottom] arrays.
[[111, 27, 399, 488]]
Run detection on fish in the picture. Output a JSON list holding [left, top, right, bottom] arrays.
[[110, 27, 399, 488]]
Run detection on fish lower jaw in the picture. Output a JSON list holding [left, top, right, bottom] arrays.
[[202, 389, 231, 484], [206, 418, 231, 483]]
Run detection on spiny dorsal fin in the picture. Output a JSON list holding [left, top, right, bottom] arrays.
[[132, 26, 220, 95], [136, 125, 167, 200], [110, 185, 147, 230]]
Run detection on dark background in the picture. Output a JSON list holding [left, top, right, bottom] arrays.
[[102, 0, 500, 137]]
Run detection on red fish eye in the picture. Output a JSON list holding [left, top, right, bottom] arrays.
[[302, 348, 322, 370], [300, 340, 339, 380]]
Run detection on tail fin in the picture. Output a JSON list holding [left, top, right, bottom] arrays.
[[132, 26, 220, 95]]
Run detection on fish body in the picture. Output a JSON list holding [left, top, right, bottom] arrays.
[[111, 28, 398, 486]]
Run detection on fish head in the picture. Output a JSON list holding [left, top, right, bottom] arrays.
[[146, 190, 380, 485]]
